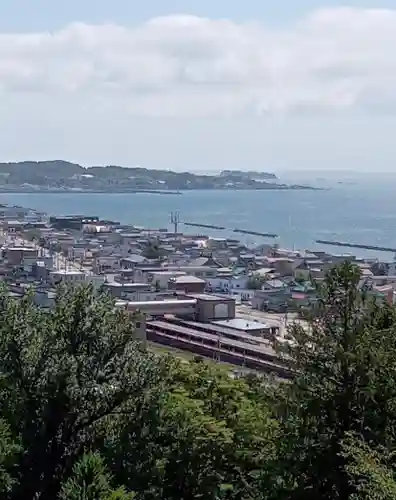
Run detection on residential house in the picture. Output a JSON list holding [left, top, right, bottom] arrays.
[[93, 256, 121, 274], [252, 279, 290, 311], [254, 267, 277, 279], [206, 238, 228, 250], [120, 254, 149, 269], [206, 269, 249, 294], [263, 257, 295, 276], [229, 288, 255, 303], [168, 275, 206, 294], [293, 260, 319, 281], [103, 281, 153, 300], [148, 271, 187, 290], [237, 253, 257, 269], [188, 255, 222, 268]]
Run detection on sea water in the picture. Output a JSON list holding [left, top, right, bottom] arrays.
[[1, 175, 395, 260]]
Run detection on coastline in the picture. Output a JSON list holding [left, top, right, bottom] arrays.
[[0, 185, 321, 195], [0, 189, 183, 195]]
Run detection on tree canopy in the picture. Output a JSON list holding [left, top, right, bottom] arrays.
[[1, 261, 396, 499]]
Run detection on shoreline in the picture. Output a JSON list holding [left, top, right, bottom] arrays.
[[0, 189, 183, 195], [0, 186, 322, 195]]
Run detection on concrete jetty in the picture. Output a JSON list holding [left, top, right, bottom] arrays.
[[316, 239, 396, 253]]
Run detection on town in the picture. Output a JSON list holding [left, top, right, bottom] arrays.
[[1, 203, 395, 379]]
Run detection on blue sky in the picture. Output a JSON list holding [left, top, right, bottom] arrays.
[[1, 0, 395, 30], [0, 1, 396, 171]]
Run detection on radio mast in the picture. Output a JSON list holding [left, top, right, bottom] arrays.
[[170, 212, 180, 235]]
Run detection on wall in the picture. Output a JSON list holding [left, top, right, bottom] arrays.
[[68, 247, 86, 259], [51, 272, 86, 284], [168, 280, 206, 294], [196, 298, 235, 322], [207, 275, 249, 293], [252, 289, 290, 310], [206, 277, 232, 292], [125, 300, 197, 318], [6, 248, 38, 265], [132, 314, 147, 348], [87, 275, 106, 289], [230, 288, 254, 302], [148, 271, 186, 290]]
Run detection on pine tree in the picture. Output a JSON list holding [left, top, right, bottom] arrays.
[[271, 261, 396, 499]]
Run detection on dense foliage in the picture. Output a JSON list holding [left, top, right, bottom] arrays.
[[0, 161, 283, 191], [1, 262, 396, 499]]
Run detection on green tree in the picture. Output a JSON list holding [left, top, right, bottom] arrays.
[[247, 274, 267, 290], [0, 420, 20, 496], [142, 240, 165, 260], [59, 453, 135, 500], [104, 358, 278, 500], [24, 228, 41, 242], [8, 260, 396, 500], [0, 284, 162, 500], [271, 261, 396, 500], [343, 434, 396, 500]]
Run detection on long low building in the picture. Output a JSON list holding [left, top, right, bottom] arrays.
[[146, 319, 291, 378], [120, 299, 197, 318], [117, 293, 236, 322]]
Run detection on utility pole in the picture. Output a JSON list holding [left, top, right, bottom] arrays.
[[170, 212, 180, 235]]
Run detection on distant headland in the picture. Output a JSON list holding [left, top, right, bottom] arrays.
[[0, 161, 318, 193]]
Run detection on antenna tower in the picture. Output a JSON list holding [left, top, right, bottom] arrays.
[[170, 212, 180, 235]]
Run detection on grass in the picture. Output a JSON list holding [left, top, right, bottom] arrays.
[[147, 342, 236, 369], [148, 342, 196, 361]]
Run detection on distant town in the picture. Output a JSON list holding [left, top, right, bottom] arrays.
[[0, 161, 317, 193], [1, 203, 392, 379]]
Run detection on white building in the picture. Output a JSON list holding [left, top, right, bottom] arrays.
[[206, 275, 249, 293], [230, 288, 255, 302], [51, 270, 86, 284], [147, 271, 187, 290]]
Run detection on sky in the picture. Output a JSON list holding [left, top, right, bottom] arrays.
[[0, 0, 396, 171]]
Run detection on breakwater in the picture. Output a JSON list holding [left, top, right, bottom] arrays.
[[184, 222, 278, 238], [316, 240, 396, 253]]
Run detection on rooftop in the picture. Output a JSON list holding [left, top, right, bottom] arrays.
[[104, 281, 150, 288], [172, 275, 206, 284], [187, 293, 230, 302], [7, 246, 36, 251], [213, 318, 270, 332], [150, 270, 186, 276], [51, 270, 86, 275]]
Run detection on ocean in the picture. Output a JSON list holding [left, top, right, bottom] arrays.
[[1, 174, 396, 260]]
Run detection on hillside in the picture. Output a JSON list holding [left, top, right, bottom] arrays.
[[0, 161, 314, 192]]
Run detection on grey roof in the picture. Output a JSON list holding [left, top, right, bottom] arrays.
[[173, 275, 206, 284], [187, 293, 230, 301], [188, 257, 211, 267], [121, 254, 146, 263], [266, 279, 286, 289], [255, 267, 275, 275], [240, 253, 255, 259], [213, 318, 269, 331]]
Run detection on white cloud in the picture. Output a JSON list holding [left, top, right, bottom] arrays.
[[1, 7, 396, 117]]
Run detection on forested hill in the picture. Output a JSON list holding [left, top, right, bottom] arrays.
[[0, 160, 314, 191]]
